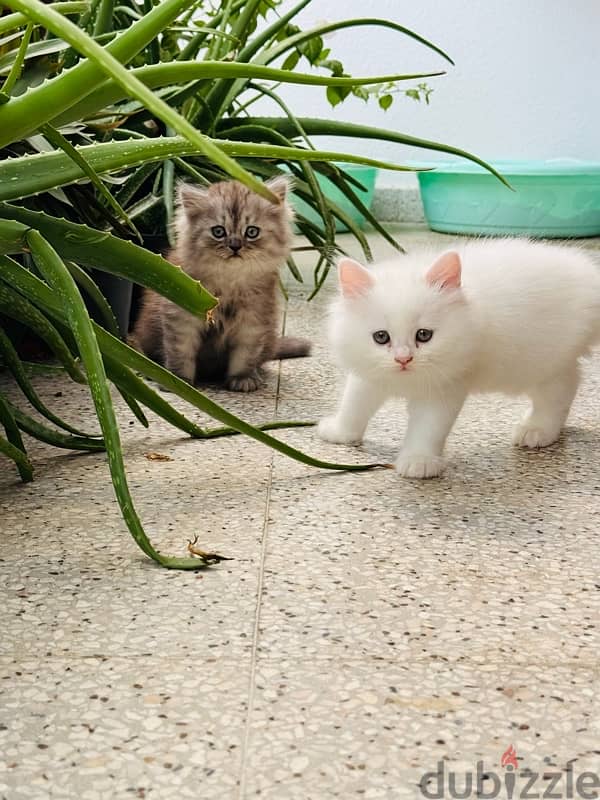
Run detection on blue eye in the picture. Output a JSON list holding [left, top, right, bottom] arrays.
[[372, 330, 390, 345], [211, 225, 226, 239], [245, 225, 260, 239], [416, 329, 433, 343]]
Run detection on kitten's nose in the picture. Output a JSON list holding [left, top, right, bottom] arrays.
[[394, 354, 413, 367], [228, 237, 242, 254]]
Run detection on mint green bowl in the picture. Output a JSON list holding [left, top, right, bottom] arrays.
[[291, 163, 378, 233], [417, 160, 600, 237]]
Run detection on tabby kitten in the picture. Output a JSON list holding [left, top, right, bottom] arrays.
[[130, 176, 310, 392]]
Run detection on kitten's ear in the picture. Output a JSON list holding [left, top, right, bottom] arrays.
[[425, 251, 462, 290], [265, 174, 292, 202], [338, 257, 375, 299], [177, 182, 210, 218]]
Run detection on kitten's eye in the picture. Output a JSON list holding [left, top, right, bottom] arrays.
[[245, 225, 260, 239], [415, 328, 433, 343], [372, 330, 390, 345], [211, 225, 226, 239]]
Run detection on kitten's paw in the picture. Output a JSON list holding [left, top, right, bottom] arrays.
[[512, 423, 560, 449], [395, 452, 445, 479], [226, 373, 262, 392], [317, 416, 363, 446]]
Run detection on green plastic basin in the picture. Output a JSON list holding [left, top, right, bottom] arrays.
[[417, 159, 600, 237]]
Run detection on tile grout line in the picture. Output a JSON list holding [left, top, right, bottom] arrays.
[[237, 316, 285, 800], [236, 476, 272, 800]]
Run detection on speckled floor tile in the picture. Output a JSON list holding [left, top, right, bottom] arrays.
[[256, 468, 600, 665], [1, 226, 599, 799], [0, 656, 249, 800], [2, 544, 259, 661], [242, 659, 600, 800], [1, 406, 273, 660]]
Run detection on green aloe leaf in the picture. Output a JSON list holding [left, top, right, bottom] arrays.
[[0, 429, 34, 480], [0, 205, 217, 318], [2, 255, 146, 430], [24, 228, 197, 568], [64, 261, 120, 339], [0, 1, 88, 36], [39, 122, 140, 238], [0, 326, 94, 436], [162, 154, 176, 243], [10, 402, 105, 451], [204, 0, 236, 62], [201, 420, 315, 439], [64, 266, 147, 427], [142, 0, 159, 64], [115, 384, 149, 429], [241, 83, 341, 265], [0, 277, 86, 383], [327, 175, 401, 251], [311, 163, 404, 254], [0, 0, 190, 145], [261, 18, 454, 67], [106, 353, 314, 440], [0, 391, 33, 482], [2, 21, 33, 95], [50, 61, 446, 129], [289, 171, 372, 265], [93, 0, 114, 36], [0, 33, 116, 75], [177, 0, 246, 61], [104, 355, 206, 438], [115, 161, 161, 207], [219, 117, 511, 187], [0, 136, 416, 203], [237, 0, 312, 63], [2, 0, 278, 201], [0, 219, 28, 252], [222, 0, 261, 53]]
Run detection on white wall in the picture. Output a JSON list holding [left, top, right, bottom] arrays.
[[260, 0, 600, 187]]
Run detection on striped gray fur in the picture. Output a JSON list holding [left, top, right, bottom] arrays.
[[130, 176, 311, 392]]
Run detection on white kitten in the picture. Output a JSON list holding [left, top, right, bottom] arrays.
[[318, 239, 600, 478]]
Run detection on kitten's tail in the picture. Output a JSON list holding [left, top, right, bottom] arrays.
[[273, 335, 311, 360]]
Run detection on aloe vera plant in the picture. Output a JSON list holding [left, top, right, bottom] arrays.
[[0, 0, 501, 568]]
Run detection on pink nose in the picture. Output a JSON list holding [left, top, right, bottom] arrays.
[[394, 355, 413, 366]]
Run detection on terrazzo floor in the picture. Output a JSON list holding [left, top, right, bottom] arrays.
[[1, 227, 599, 800]]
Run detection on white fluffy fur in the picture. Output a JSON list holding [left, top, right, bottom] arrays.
[[318, 239, 600, 478]]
